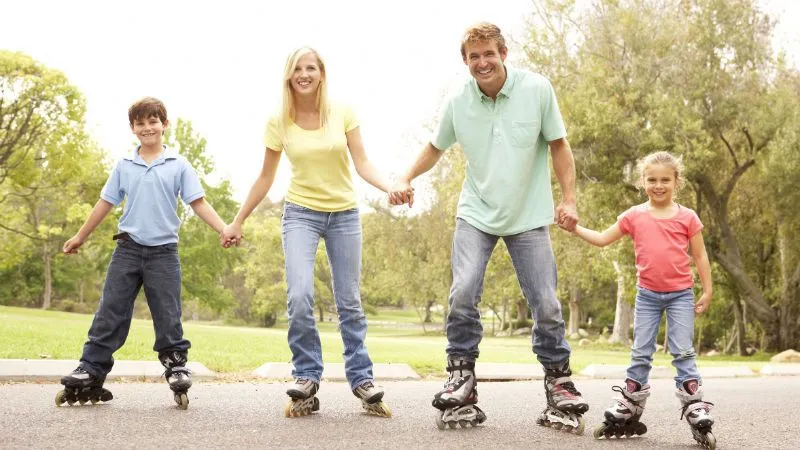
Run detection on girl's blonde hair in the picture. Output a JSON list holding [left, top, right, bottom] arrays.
[[280, 47, 330, 140], [634, 151, 685, 190]]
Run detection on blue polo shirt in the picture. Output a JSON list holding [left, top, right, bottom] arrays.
[[100, 145, 205, 246], [432, 66, 567, 236]]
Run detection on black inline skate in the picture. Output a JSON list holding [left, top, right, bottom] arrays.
[[55, 365, 113, 407], [160, 351, 192, 410]]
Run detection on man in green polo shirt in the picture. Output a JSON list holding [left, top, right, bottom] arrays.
[[391, 22, 588, 432]]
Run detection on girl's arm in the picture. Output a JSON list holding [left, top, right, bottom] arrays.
[[573, 223, 625, 247], [222, 148, 281, 244], [689, 231, 713, 314], [346, 127, 392, 193]]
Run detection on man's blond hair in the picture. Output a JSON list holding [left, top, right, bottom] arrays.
[[460, 22, 507, 59]]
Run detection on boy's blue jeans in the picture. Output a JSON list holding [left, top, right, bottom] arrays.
[[627, 286, 702, 387], [80, 239, 190, 378], [445, 219, 571, 369], [282, 202, 373, 390]]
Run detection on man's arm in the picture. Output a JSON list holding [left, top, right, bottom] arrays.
[[550, 137, 578, 231], [390, 142, 445, 207]]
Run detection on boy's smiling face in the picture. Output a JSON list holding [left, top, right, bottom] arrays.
[[131, 115, 168, 147]]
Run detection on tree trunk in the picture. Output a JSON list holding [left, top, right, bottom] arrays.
[[778, 226, 800, 350], [42, 241, 52, 309], [610, 261, 631, 345], [568, 287, 581, 336], [423, 300, 434, 323], [515, 297, 530, 329], [732, 293, 747, 356]]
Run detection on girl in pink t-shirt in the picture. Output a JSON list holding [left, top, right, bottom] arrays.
[[573, 151, 715, 448]]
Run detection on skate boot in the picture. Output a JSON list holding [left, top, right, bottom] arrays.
[[676, 379, 716, 449], [432, 358, 487, 430], [285, 378, 320, 418], [537, 361, 588, 435], [55, 365, 113, 407], [593, 379, 650, 439], [353, 380, 392, 417], [159, 351, 192, 410]]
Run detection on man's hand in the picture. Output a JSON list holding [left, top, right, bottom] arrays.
[[555, 201, 578, 232], [389, 179, 415, 208]]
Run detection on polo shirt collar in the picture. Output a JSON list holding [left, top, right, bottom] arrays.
[[124, 145, 177, 165]]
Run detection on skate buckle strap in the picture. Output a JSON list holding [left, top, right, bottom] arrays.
[[165, 366, 192, 377], [680, 400, 714, 420]]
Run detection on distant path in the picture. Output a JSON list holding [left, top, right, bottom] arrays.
[[1, 378, 796, 449]]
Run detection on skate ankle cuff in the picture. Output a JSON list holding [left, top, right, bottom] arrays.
[[446, 361, 475, 372]]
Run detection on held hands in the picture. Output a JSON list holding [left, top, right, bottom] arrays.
[[555, 201, 579, 232], [220, 223, 243, 248], [388, 179, 415, 208], [63, 234, 85, 254], [694, 292, 712, 315]]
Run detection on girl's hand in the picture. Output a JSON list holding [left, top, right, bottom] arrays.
[[220, 223, 243, 248], [695, 292, 712, 315]]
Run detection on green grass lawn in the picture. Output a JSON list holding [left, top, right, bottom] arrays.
[[0, 305, 770, 377]]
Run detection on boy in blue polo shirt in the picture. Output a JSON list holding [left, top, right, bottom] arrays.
[[56, 97, 228, 410]]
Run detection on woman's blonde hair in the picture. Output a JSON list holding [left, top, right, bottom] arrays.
[[279, 47, 330, 140], [634, 151, 685, 191]]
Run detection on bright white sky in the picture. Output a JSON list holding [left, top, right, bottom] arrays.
[[2, 0, 798, 204]]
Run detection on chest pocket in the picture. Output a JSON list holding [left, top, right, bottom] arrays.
[[511, 120, 540, 148]]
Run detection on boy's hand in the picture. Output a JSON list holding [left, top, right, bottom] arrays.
[[695, 292, 712, 315], [220, 223, 243, 248], [63, 235, 85, 254]]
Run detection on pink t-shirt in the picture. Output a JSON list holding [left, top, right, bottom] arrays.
[[617, 203, 704, 292]]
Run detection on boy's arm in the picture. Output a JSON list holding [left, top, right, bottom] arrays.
[[573, 223, 624, 248], [189, 197, 226, 234], [690, 231, 713, 314], [63, 199, 115, 254]]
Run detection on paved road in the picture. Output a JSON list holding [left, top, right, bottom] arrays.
[[1, 377, 795, 449]]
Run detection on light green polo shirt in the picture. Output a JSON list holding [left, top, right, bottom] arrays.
[[432, 66, 567, 236]]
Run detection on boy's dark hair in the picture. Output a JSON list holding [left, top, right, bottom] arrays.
[[128, 97, 168, 125]]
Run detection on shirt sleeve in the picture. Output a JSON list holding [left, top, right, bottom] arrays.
[[99, 160, 124, 205], [263, 115, 283, 151], [540, 79, 567, 142], [180, 161, 205, 204], [687, 209, 704, 237], [343, 105, 359, 132], [617, 208, 633, 235], [431, 97, 456, 151]]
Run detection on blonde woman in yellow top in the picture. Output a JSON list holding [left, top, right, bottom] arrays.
[[222, 47, 397, 418]]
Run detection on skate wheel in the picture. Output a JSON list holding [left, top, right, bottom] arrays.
[[574, 416, 585, 436], [435, 416, 446, 430], [448, 422, 457, 429], [66, 398, 75, 406], [55, 390, 67, 407], [91, 399, 99, 405], [704, 432, 716, 450], [552, 422, 563, 430], [458, 420, 468, 428], [175, 393, 189, 410], [79, 399, 87, 405], [592, 423, 607, 439], [376, 401, 392, 418]]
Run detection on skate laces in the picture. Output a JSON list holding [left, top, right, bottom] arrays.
[[550, 377, 581, 397]]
